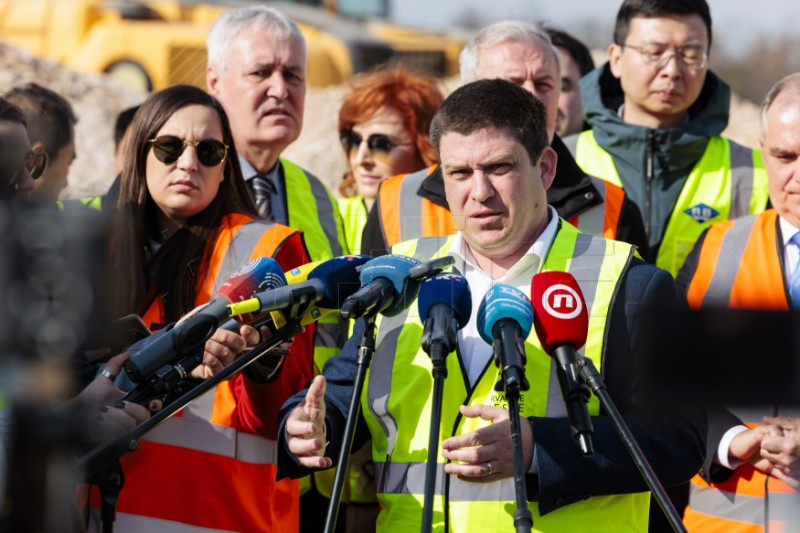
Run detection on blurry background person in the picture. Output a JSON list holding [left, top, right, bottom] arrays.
[[91, 84, 313, 531], [3, 83, 77, 205], [0, 97, 44, 198], [544, 26, 596, 137], [112, 104, 141, 177], [337, 67, 443, 254]]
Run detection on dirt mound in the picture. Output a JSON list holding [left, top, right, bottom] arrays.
[[0, 43, 762, 200]]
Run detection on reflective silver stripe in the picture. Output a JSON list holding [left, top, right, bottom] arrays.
[[569, 233, 607, 356], [575, 177, 607, 236], [398, 169, 428, 242], [561, 133, 579, 156], [374, 461, 445, 495], [90, 511, 236, 532], [689, 483, 800, 526], [314, 320, 346, 350], [729, 141, 755, 218], [374, 461, 515, 501], [141, 413, 277, 464], [369, 312, 407, 457], [183, 384, 216, 420], [211, 219, 277, 296], [307, 171, 344, 257], [702, 215, 758, 307], [369, 237, 448, 456]]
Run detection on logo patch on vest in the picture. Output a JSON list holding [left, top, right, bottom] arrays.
[[684, 203, 719, 223]]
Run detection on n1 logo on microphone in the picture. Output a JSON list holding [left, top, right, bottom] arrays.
[[542, 284, 583, 319]]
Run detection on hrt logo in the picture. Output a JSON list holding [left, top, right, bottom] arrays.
[[542, 284, 583, 319]]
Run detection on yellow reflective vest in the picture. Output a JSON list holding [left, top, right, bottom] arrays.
[[338, 195, 368, 256], [572, 132, 768, 276], [361, 223, 649, 531]]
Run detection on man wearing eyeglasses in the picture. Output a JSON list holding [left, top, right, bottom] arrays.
[[566, 0, 769, 277]]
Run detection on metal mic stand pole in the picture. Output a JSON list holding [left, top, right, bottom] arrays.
[[577, 359, 687, 533], [324, 315, 377, 533], [420, 317, 457, 533], [77, 322, 302, 532], [494, 326, 533, 533]]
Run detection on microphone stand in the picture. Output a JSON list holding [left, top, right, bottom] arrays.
[[493, 324, 533, 533], [576, 359, 687, 533], [324, 315, 377, 533], [77, 321, 303, 533], [420, 313, 457, 533]]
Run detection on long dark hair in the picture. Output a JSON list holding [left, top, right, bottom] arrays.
[[109, 85, 258, 323]]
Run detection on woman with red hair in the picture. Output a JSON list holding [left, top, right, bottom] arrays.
[[337, 67, 443, 253]]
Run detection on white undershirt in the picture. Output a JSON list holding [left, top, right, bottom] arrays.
[[447, 206, 559, 386]]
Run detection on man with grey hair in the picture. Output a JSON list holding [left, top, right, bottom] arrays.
[[207, 5, 345, 264], [676, 72, 800, 531], [361, 19, 648, 260]]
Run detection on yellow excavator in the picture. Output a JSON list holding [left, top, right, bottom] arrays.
[[0, 0, 465, 92]]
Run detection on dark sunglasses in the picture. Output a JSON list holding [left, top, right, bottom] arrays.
[[4, 149, 48, 189], [339, 130, 413, 159], [148, 135, 228, 167]]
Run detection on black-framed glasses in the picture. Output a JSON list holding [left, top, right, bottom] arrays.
[[4, 149, 48, 190], [621, 43, 708, 71], [147, 135, 228, 167], [339, 130, 413, 160]]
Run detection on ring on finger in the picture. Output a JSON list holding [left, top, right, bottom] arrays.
[[486, 461, 493, 476], [100, 368, 117, 381]]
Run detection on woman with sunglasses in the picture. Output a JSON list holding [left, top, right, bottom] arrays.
[[100, 85, 313, 531], [337, 68, 443, 253], [0, 98, 47, 198]]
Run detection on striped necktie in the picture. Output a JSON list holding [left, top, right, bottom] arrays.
[[790, 232, 800, 309], [251, 174, 277, 221]]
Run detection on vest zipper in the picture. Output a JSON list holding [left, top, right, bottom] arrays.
[[645, 129, 655, 239]]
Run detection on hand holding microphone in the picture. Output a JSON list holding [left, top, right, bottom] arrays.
[[531, 271, 594, 456]]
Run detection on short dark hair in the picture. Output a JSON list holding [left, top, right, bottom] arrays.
[[3, 83, 77, 157], [430, 79, 548, 165], [0, 98, 26, 126], [114, 105, 141, 149], [544, 27, 595, 77], [613, 0, 712, 47]]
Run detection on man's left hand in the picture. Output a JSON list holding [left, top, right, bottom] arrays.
[[441, 404, 534, 483], [761, 416, 800, 488]]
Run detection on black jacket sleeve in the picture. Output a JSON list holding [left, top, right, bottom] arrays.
[[361, 196, 390, 258], [528, 259, 707, 515]]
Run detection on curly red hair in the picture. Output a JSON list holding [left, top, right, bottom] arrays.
[[338, 67, 444, 197]]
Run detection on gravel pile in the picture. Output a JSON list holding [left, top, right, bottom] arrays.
[[0, 43, 761, 201]]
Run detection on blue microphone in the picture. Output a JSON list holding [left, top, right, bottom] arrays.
[[418, 272, 472, 356], [123, 256, 288, 384], [340, 254, 422, 319], [227, 255, 371, 319], [477, 283, 533, 391]]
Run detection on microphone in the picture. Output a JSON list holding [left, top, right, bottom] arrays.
[[531, 271, 594, 456], [418, 272, 472, 362], [340, 255, 455, 319], [227, 255, 370, 319], [477, 284, 533, 392], [123, 256, 287, 383]]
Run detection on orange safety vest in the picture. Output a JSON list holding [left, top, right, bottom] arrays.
[[683, 209, 798, 533], [91, 213, 312, 532], [377, 165, 626, 247]]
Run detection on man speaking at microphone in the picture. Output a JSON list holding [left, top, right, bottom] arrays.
[[278, 79, 705, 531]]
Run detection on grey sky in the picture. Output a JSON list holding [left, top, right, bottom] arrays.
[[391, 0, 795, 55]]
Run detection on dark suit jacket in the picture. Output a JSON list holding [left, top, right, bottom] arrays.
[[277, 257, 706, 516]]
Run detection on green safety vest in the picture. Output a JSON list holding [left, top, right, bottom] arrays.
[[338, 195, 368, 256], [281, 158, 349, 367], [57, 196, 103, 212], [362, 223, 649, 532], [572, 132, 769, 276]]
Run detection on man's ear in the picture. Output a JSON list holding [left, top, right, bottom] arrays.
[[608, 43, 623, 79], [207, 66, 221, 97], [31, 140, 46, 153], [538, 146, 558, 190]]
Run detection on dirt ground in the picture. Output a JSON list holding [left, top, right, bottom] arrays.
[[0, 44, 762, 201]]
